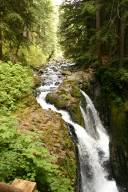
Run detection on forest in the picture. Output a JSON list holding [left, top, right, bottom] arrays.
[[0, 0, 128, 192], [59, 0, 128, 190]]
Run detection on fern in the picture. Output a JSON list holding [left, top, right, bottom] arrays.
[[0, 62, 33, 110], [0, 112, 73, 191]]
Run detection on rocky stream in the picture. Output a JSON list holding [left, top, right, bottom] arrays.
[[35, 59, 122, 192]]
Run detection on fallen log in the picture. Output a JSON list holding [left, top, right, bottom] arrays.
[[11, 179, 37, 192], [0, 182, 22, 192], [0, 179, 37, 192]]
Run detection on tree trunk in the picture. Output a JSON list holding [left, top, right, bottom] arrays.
[[14, 43, 21, 63], [0, 29, 2, 60], [96, 0, 101, 64], [0, 10, 3, 60], [120, 14, 125, 67]]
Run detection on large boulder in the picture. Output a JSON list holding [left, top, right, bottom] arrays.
[[46, 80, 85, 126]]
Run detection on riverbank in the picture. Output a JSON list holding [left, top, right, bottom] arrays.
[[1, 58, 128, 191], [16, 95, 76, 183], [42, 60, 128, 191], [0, 59, 76, 191]]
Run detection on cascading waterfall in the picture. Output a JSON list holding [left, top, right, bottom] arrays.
[[79, 91, 118, 192], [37, 62, 119, 192]]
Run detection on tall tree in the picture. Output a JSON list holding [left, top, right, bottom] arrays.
[[0, 0, 56, 62], [96, 0, 101, 63], [59, 0, 128, 67], [59, 0, 96, 65]]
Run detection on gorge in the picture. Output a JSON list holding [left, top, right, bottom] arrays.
[[36, 61, 119, 192], [1, 0, 128, 191]]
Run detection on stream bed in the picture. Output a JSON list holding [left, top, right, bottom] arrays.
[[36, 60, 119, 192]]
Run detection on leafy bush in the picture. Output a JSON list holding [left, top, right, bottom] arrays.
[[96, 67, 128, 104], [0, 62, 33, 110], [0, 113, 73, 192]]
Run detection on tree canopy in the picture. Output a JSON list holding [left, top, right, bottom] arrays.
[[59, 0, 128, 67], [0, 0, 56, 63]]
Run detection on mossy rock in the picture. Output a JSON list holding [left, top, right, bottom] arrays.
[[33, 75, 41, 88], [69, 105, 84, 126], [111, 104, 128, 145], [110, 103, 128, 188], [46, 93, 69, 109], [124, 101, 128, 112], [46, 80, 84, 126]]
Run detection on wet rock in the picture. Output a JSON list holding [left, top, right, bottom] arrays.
[[62, 70, 72, 76], [46, 80, 85, 126], [55, 82, 60, 86], [38, 69, 44, 75]]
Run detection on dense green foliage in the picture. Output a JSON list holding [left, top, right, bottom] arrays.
[[0, 0, 56, 64], [0, 0, 75, 191], [0, 60, 74, 191], [59, 0, 128, 66], [0, 113, 73, 192], [59, 0, 96, 64], [96, 67, 128, 104], [0, 62, 33, 110], [0, 0, 75, 188]]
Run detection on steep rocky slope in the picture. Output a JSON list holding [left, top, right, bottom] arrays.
[[45, 63, 128, 191]]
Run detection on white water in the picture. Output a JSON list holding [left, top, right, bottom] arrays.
[[37, 62, 119, 192]]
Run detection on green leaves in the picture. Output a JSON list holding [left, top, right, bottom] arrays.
[[0, 62, 33, 110], [82, 1, 96, 15], [0, 113, 74, 191], [96, 67, 128, 104], [59, 0, 96, 64], [59, 0, 128, 66], [1, 0, 56, 62]]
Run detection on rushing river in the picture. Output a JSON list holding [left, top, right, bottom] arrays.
[[37, 61, 119, 192]]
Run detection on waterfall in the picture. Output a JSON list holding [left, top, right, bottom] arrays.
[[37, 62, 119, 192], [79, 91, 118, 192]]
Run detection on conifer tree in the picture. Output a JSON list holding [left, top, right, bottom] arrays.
[[59, 0, 128, 67], [0, 0, 55, 61]]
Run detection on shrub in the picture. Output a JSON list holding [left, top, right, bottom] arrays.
[[0, 62, 33, 110], [0, 113, 73, 192], [96, 67, 128, 104]]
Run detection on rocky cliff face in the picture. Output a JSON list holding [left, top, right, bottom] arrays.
[[86, 69, 128, 192], [36, 61, 128, 191], [53, 65, 128, 191]]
